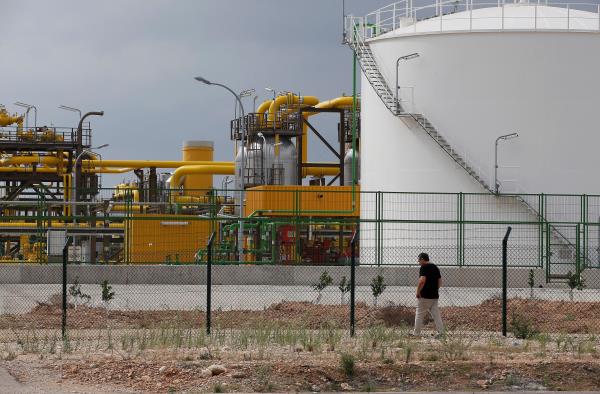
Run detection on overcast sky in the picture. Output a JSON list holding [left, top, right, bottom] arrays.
[[1, 0, 393, 186]]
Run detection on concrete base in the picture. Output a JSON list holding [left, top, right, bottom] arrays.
[[1, 264, 598, 288]]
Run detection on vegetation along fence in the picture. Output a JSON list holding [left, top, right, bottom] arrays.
[[0, 188, 599, 343]]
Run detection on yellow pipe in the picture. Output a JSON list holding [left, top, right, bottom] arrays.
[[0, 107, 24, 130], [0, 155, 62, 166], [170, 164, 234, 191], [256, 100, 273, 115], [0, 167, 56, 173], [109, 204, 144, 212], [267, 94, 319, 164], [85, 160, 230, 169], [315, 96, 359, 110], [0, 222, 124, 228], [301, 96, 361, 165], [0, 166, 132, 175], [85, 167, 133, 174], [303, 166, 340, 177], [267, 94, 319, 123]]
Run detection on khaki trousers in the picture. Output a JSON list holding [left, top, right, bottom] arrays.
[[413, 297, 444, 335]]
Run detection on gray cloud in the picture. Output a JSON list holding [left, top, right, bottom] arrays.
[[1, 0, 393, 185]]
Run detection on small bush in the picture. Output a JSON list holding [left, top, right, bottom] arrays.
[[439, 331, 472, 361], [213, 383, 225, 393], [340, 353, 355, 376], [338, 276, 351, 304], [313, 271, 332, 304], [510, 313, 539, 339], [370, 275, 386, 307], [101, 280, 115, 303]]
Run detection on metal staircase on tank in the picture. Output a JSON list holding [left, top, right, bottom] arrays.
[[345, 14, 587, 282], [347, 22, 493, 193]]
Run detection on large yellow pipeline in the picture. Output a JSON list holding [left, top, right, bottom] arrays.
[[0, 222, 124, 228], [114, 184, 140, 202], [170, 164, 235, 190], [0, 166, 132, 175], [256, 100, 273, 115], [303, 167, 339, 177], [84, 160, 230, 169], [0, 155, 62, 166], [301, 96, 361, 164], [267, 94, 319, 123], [0, 107, 24, 130], [266, 94, 319, 164], [0, 167, 56, 173], [315, 96, 359, 110]]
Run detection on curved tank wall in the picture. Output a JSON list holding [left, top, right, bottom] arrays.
[[359, 4, 600, 265], [362, 13, 600, 195]]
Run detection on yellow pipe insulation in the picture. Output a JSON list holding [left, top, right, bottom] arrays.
[[302, 96, 361, 164], [0, 107, 24, 129], [0, 222, 124, 228], [84, 160, 230, 169], [170, 164, 235, 190]]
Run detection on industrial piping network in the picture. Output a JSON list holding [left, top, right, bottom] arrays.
[[0, 93, 360, 264]]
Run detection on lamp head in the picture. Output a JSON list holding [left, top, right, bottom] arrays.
[[194, 76, 211, 85], [95, 144, 109, 150], [257, 132, 264, 138], [501, 132, 519, 140], [265, 87, 274, 92]]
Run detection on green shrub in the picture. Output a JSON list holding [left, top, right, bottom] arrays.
[[510, 313, 538, 339], [370, 275, 386, 307], [340, 353, 355, 376]]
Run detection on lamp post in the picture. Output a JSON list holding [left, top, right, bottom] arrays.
[[221, 175, 233, 204], [59, 105, 82, 120], [195, 76, 246, 260], [495, 132, 519, 194], [14, 102, 37, 129], [265, 87, 276, 131], [395, 53, 419, 113]]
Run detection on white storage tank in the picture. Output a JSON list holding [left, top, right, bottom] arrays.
[[351, 0, 600, 265], [358, 0, 600, 194]]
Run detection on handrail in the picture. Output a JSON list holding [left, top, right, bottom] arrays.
[[345, 0, 600, 42]]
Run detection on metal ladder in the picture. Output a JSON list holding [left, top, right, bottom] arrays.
[[352, 39, 402, 116], [348, 30, 492, 192]]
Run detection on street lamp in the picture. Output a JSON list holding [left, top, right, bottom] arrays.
[[265, 88, 276, 131], [234, 89, 255, 119], [59, 105, 82, 120], [195, 76, 246, 260], [14, 102, 37, 129], [495, 132, 519, 194], [395, 53, 420, 113], [221, 175, 233, 203]]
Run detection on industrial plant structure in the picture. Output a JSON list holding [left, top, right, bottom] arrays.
[[1, 0, 599, 285], [0, 93, 361, 266]]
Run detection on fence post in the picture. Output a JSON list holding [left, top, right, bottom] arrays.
[[62, 235, 72, 340], [350, 228, 358, 337], [206, 232, 216, 335], [502, 226, 512, 337]]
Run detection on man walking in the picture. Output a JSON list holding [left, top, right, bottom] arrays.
[[413, 252, 444, 337]]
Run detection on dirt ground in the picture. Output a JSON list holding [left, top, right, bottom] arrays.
[[2, 341, 600, 393], [2, 297, 600, 392], [2, 297, 600, 334]]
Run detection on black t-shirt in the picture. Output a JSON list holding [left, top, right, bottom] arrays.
[[419, 263, 441, 299]]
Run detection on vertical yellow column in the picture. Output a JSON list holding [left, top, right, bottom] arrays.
[[181, 141, 214, 196]]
